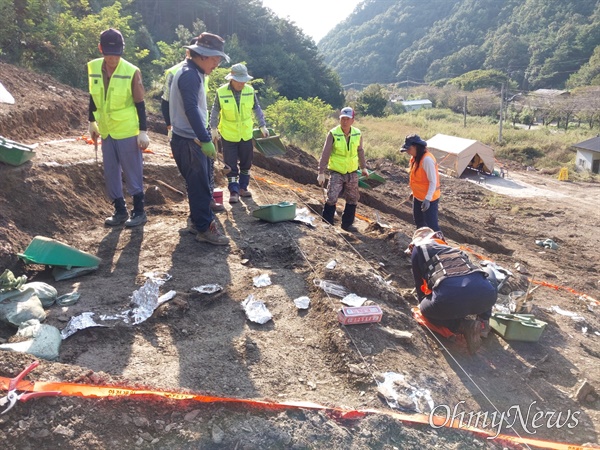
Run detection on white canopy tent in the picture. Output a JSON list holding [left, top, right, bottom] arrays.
[[425, 134, 495, 177]]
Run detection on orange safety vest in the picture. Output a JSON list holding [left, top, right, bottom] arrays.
[[409, 152, 440, 202]]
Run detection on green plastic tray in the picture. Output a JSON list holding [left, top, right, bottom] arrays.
[[252, 202, 296, 223], [18, 236, 102, 269], [490, 313, 547, 342], [0, 137, 36, 166], [252, 128, 286, 157], [358, 169, 386, 189]]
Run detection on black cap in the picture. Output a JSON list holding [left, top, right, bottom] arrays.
[[100, 28, 124, 56], [400, 134, 427, 152]]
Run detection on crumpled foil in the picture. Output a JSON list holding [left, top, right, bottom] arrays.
[[61, 312, 106, 339], [191, 284, 223, 294], [242, 294, 272, 324], [293, 296, 310, 309], [131, 280, 176, 325], [341, 293, 367, 307], [293, 207, 316, 227], [253, 274, 272, 288]]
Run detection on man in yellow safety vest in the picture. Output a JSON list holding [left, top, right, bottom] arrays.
[[210, 63, 268, 204], [88, 28, 150, 228]]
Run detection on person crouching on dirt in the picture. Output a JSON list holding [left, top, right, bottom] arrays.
[[88, 28, 150, 227], [400, 134, 442, 234], [317, 107, 369, 232], [409, 227, 498, 353]]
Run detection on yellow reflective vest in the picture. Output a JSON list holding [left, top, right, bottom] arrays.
[[327, 125, 361, 174], [216, 84, 254, 142], [88, 58, 139, 140]]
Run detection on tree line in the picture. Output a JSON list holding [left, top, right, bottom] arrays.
[[0, 0, 345, 108], [319, 0, 600, 90]]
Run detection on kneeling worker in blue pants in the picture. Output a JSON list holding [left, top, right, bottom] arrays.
[[409, 227, 498, 353]]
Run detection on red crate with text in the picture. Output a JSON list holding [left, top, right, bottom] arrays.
[[337, 305, 383, 325]]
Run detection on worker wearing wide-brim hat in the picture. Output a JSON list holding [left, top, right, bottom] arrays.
[[401, 134, 442, 233], [169, 32, 231, 246], [210, 63, 269, 204]]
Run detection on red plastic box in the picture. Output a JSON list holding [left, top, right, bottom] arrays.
[[338, 305, 383, 325]]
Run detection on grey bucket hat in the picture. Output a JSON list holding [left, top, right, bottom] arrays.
[[184, 32, 230, 63], [225, 63, 253, 82]]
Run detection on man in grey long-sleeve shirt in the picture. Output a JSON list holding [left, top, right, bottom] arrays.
[[169, 33, 230, 246]]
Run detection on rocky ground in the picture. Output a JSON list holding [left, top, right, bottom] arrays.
[[0, 61, 599, 449]]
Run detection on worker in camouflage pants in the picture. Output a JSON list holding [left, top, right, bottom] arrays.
[[317, 107, 368, 232]]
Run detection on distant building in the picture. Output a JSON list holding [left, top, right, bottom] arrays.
[[401, 99, 432, 112], [573, 136, 600, 174]]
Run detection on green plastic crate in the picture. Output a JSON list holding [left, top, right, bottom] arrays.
[[252, 202, 296, 223], [490, 313, 547, 342], [0, 137, 36, 166]]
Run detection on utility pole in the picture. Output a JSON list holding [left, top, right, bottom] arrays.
[[498, 83, 504, 144], [463, 95, 467, 128]]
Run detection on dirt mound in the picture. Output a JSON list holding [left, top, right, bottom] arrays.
[[0, 62, 599, 449]]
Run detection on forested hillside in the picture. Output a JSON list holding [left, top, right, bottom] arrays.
[[319, 0, 600, 90], [0, 0, 344, 107]]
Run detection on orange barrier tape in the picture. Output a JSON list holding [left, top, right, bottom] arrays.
[[529, 279, 599, 306], [459, 246, 598, 305], [0, 376, 591, 449], [254, 176, 305, 193], [355, 212, 374, 224]]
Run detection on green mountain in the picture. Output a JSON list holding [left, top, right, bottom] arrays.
[[318, 0, 600, 89]]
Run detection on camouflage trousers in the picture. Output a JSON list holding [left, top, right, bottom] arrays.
[[325, 171, 360, 206]]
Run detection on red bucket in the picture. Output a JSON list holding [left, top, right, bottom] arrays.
[[212, 189, 223, 204]]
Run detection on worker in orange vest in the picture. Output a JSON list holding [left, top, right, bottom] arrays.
[[401, 134, 442, 234]]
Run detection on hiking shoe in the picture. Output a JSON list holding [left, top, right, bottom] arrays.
[[210, 200, 225, 212], [239, 188, 252, 198], [125, 211, 147, 227], [459, 319, 482, 354], [341, 224, 358, 232], [195, 221, 230, 246], [479, 319, 491, 338], [104, 211, 129, 226], [229, 192, 239, 203], [187, 217, 198, 235]]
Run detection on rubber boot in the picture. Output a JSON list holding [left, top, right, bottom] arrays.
[[125, 193, 147, 227], [322, 203, 336, 225], [105, 197, 128, 226], [341, 204, 358, 232]]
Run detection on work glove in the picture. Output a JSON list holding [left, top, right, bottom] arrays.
[[421, 199, 430, 212], [317, 173, 325, 186], [200, 140, 216, 159], [260, 126, 270, 138], [167, 125, 172, 140], [137, 131, 150, 150], [88, 121, 100, 141]]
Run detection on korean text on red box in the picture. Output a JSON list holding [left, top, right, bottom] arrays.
[[338, 305, 382, 325]]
